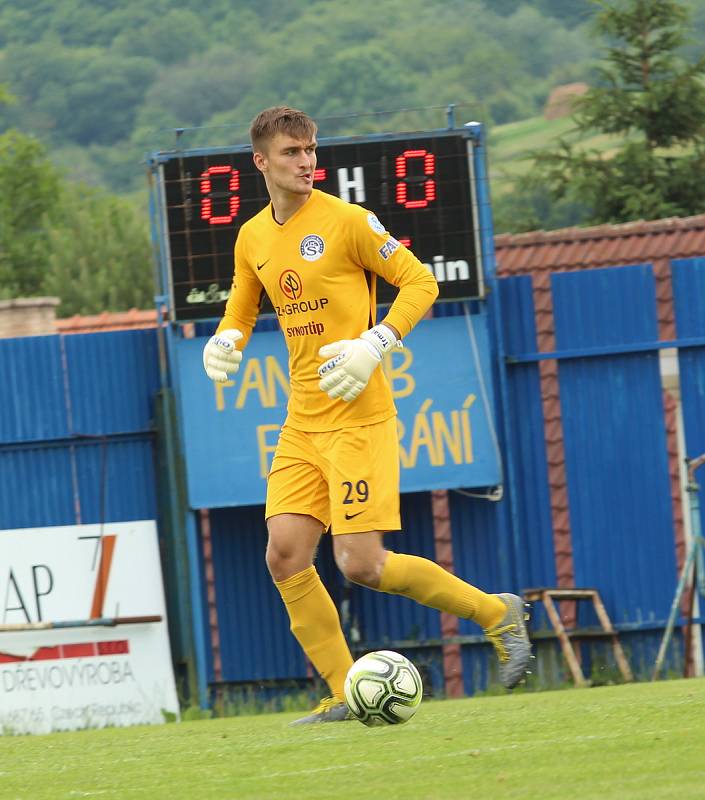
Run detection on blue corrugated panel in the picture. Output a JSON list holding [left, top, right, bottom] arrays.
[[580, 630, 684, 682], [499, 275, 556, 591], [0, 437, 157, 531], [505, 363, 557, 589], [450, 494, 514, 695], [0, 331, 159, 531], [0, 336, 69, 442], [672, 258, 705, 674], [348, 492, 441, 644], [672, 260, 705, 465], [499, 275, 538, 356], [553, 267, 676, 623], [451, 493, 511, 602], [209, 493, 441, 683], [552, 264, 658, 348], [449, 276, 556, 695], [0, 445, 76, 528], [672, 258, 705, 339], [73, 439, 157, 524], [64, 331, 160, 434], [432, 301, 464, 317], [209, 505, 308, 682]]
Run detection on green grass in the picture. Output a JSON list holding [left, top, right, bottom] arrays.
[[488, 114, 628, 196], [2, 679, 704, 799]]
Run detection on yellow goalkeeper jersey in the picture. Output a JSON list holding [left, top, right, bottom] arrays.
[[216, 189, 438, 432]]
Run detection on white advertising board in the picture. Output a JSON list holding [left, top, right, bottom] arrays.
[[0, 520, 180, 734]]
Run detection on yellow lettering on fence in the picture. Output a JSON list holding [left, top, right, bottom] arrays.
[[462, 394, 476, 463], [236, 360, 268, 408], [214, 380, 235, 411], [383, 348, 415, 399], [213, 357, 289, 410], [256, 424, 281, 478], [398, 395, 478, 469], [408, 399, 441, 466], [432, 410, 463, 464]]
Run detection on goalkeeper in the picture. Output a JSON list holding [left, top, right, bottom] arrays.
[[204, 105, 531, 724]]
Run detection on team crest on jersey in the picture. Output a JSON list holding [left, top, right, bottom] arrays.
[[300, 234, 325, 262], [367, 214, 386, 235]]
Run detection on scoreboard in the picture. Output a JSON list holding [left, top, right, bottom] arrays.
[[152, 130, 485, 322]]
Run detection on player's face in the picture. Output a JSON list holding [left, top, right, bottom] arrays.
[[255, 133, 317, 198]]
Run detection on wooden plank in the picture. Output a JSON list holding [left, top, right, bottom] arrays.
[[542, 593, 590, 687], [591, 593, 634, 682]]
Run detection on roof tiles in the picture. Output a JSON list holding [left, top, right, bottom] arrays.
[[55, 308, 158, 334], [495, 214, 705, 276]]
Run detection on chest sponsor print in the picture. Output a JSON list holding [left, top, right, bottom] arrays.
[[279, 269, 303, 300]]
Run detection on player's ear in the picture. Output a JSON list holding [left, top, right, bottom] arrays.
[[253, 150, 267, 173]]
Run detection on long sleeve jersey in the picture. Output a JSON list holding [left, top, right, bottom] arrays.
[[217, 189, 439, 431]]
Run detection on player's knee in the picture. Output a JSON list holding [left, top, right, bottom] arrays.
[[264, 544, 281, 578], [265, 541, 301, 582], [336, 552, 381, 589]]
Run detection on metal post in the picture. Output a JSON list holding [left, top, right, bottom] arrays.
[[652, 454, 705, 680], [688, 455, 705, 597], [465, 121, 523, 592]]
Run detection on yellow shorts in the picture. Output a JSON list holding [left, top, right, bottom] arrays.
[[265, 416, 401, 534]]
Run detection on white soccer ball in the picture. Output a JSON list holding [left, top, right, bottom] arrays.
[[344, 650, 423, 727]]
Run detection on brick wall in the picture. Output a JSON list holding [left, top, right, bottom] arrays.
[[0, 298, 60, 338]]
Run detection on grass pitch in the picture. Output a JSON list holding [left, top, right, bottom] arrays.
[[1, 678, 704, 800]]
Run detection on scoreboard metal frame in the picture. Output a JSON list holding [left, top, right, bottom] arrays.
[[148, 124, 494, 323]]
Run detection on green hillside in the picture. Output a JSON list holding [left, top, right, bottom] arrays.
[[488, 114, 631, 197]]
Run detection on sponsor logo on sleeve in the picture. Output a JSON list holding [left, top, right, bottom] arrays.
[[378, 237, 401, 260], [300, 234, 325, 261], [367, 214, 386, 235]]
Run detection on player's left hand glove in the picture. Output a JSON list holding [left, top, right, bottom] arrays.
[[317, 324, 401, 402]]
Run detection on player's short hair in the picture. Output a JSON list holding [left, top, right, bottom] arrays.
[[250, 106, 317, 153]]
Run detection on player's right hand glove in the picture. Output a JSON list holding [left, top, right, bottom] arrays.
[[202, 328, 243, 382], [317, 324, 400, 402]]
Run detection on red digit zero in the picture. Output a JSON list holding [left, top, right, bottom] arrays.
[[395, 150, 436, 209], [200, 166, 240, 224]]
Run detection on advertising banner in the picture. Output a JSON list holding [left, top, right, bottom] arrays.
[[177, 314, 501, 508], [0, 521, 179, 735]]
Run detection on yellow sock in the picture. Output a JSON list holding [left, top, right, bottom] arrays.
[[379, 551, 506, 629], [274, 566, 353, 701]]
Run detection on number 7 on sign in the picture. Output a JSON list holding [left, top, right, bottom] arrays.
[[78, 534, 117, 619]]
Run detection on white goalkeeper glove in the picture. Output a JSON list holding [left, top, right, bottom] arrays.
[[202, 328, 243, 382], [317, 324, 401, 402]]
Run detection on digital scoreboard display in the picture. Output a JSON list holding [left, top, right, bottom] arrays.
[[156, 131, 482, 321]]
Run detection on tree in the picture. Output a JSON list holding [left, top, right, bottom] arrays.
[[42, 185, 155, 317], [0, 125, 154, 313], [523, 0, 705, 225], [111, 9, 208, 65], [0, 130, 61, 298]]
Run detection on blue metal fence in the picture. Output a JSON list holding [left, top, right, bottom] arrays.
[[672, 258, 705, 540], [1, 257, 703, 700], [0, 331, 160, 530], [551, 266, 676, 623], [206, 492, 446, 693], [496, 261, 702, 682]]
